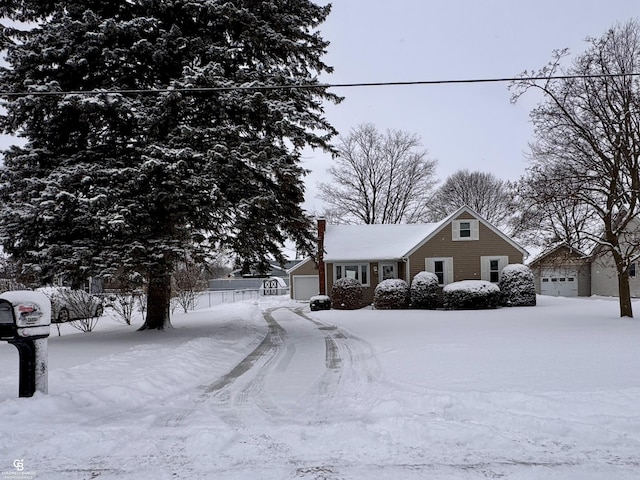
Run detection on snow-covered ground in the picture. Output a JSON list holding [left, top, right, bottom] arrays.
[[0, 295, 638, 479]]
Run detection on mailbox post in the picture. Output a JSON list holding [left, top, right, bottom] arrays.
[[0, 291, 51, 397]]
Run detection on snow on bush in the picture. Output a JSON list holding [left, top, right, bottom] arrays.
[[499, 263, 536, 307], [373, 279, 409, 309], [443, 280, 501, 310], [410, 271, 440, 309], [331, 277, 363, 310]]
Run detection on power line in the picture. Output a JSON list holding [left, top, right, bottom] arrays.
[[0, 72, 639, 97]]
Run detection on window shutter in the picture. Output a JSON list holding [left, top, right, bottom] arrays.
[[480, 257, 489, 281], [452, 221, 460, 241], [471, 220, 480, 240], [498, 256, 509, 278], [425, 258, 434, 272], [446, 258, 454, 284]]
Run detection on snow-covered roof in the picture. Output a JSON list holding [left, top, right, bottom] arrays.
[[527, 242, 589, 266], [323, 221, 444, 262]]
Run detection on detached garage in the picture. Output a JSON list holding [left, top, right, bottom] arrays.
[[288, 257, 319, 301], [529, 244, 591, 297]]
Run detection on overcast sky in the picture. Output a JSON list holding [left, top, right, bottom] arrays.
[[302, 0, 640, 212], [1, 2, 639, 215]]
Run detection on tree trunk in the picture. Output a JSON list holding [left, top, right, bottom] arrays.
[[138, 263, 173, 330], [617, 266, 634, 318]]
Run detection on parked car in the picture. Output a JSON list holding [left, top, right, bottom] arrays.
[[37, 287, 104, 323]]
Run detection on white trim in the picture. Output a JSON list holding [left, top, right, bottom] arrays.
[[452, 219, 479, 241], [480, 256, 509, 282], [334, 263, 371, 286], [379, 263, 397, 281], [425, 257, 454, 285], [286, 256, 314, 274]]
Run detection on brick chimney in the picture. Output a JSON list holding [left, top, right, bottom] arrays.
[[317, 217, 326, 295]]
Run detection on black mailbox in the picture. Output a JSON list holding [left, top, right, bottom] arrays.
[[0, 291, 51, 397]]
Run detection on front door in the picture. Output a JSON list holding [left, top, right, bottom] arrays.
[[380, 263, 397, 281]]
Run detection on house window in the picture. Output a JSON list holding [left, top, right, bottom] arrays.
[[452, 220, 479, 241], [489, 260, 500, 283], [630, 262, 637, 278], [426, 257, 454, 285], [335, 264, 369, 286], [434, 260, 444, 284], [380, 263, 397, 281], [459, 222, 472, 238], [481, 256, 508, 283]]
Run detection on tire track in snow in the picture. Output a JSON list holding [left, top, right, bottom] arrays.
[[199, 305, 384, 427], [202, 307, 289, 426], [290, 306, 385, 422]]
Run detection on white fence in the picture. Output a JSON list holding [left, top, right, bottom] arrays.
[[195, 288, 290, 309]]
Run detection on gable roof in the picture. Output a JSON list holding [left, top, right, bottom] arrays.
[[286, 256, 315, 274], [404, 206, 529, 258], [323, 206, 528, 262], [527, 242, 589, 267]]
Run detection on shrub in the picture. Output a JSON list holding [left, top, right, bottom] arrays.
[[373, 279, 409, 309], [443, 280, 501, 310], [499, 264, 536, 306], [331, 277, 363, 310], [410, 271, 440, 309]]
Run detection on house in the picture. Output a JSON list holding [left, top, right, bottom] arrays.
[[528, 243, 591, 297], [288, 206, 528, 303], [589, 245, 640, 298]]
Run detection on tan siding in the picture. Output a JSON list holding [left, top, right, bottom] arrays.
[[291, 259, 318, 276], [327, 260, 406, 306], [407, 215, 524, 283]]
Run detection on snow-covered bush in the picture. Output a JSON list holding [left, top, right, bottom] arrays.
[[331, 277, 363, 310], [410, 271, 440, 309], [443, 280, 501, 310], [373, 279, 409, 309], [499, 264, 536, 307]]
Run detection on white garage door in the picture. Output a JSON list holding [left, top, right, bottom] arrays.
[[541, 276, 578, 297], [293, 275, 319, 301]]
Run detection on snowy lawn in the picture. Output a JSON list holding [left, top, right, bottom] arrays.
[[0, 295, 638, 479]]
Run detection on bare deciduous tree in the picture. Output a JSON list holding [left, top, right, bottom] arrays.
[[318, 123, 438, 224], [515, 167, 600, 250], [511, 20, 640, 318], [427, 170, 517, 233], [172, 259, 208, 313]]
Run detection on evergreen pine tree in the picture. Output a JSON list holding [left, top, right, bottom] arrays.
[[0, 1, 339, 329]]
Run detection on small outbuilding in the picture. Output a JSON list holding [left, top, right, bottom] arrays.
[[528, 243, 591, 297]]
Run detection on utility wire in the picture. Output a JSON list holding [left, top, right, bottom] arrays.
[[0, 72, 639, 97]]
